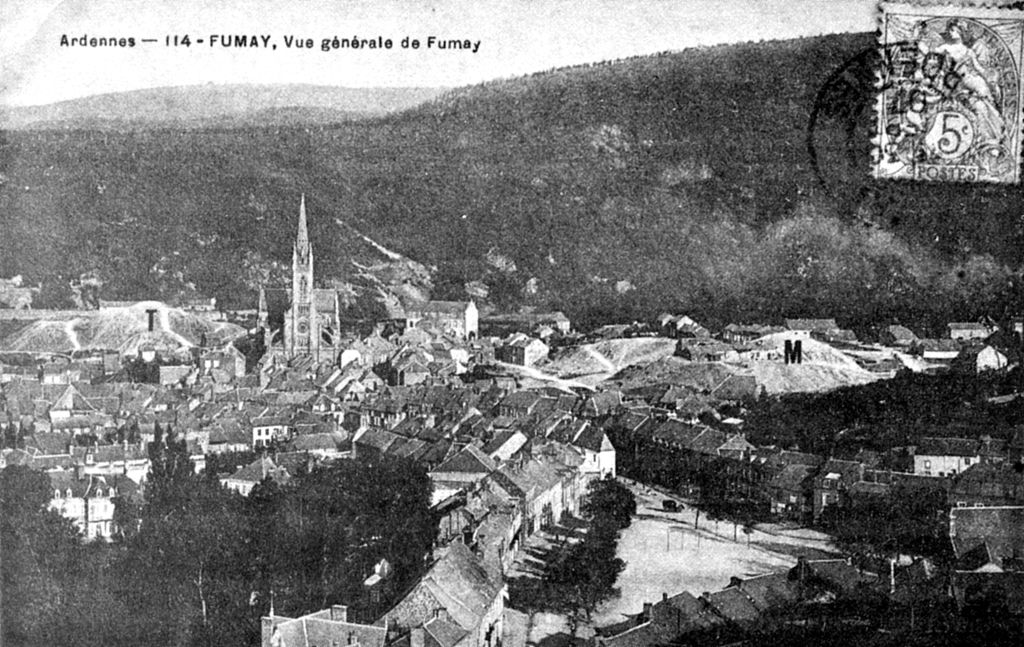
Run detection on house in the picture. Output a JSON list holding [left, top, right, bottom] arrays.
[[675, 340, 738, 363], [722, 324, 785, 344], [251, 408, 293, 449], [181, 296, 217, 313], [948, 506, 1024, 614], [71, 441, 151, 483], [481, 430, 528, 463], [657, 314, 711, 339], [768, 464, 818, 521], [470, 504, 522, 579], [568, 424, 617, 479], [495, 457, 579, 534], [158, 364, 193, 386], [48, 472, 137, 541], [593, 590, 724, 647], [948, 321, 997, 341], [206, 419, 251, 454], [383, 542, 505, 647], [547, 419, 616, 479], [287, 431, 348, 460], [353, 428, 403, 461], [789, 556, 881, 596], [480, 311, 571, 337], [950, 506, 1024, 571], [387, 349, 435, 386], [879, 324, 918, 347], [262, 605, 387, 647], [812, 459, 864, 520], [200, 345, 246, 379], [497, 391, 543, 419], [701, 586, 762, 631], [914, 437, 984, 477], [221, 456, 295, 496], [949, 462, 1024, 507], [404, 301, 479, 340], [784, 319, 839, 338], [494, 334, 549, 367], [912, 338, 962, 362], [429, 445, 498, 490], [954, 344, 1009, 373]]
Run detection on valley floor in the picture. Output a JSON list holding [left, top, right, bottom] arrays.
[[508, 478, 838, 646]]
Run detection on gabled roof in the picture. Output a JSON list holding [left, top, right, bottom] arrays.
[[792, 558, 880, 592], [948, 322, 993, 330], [769, 464, 817, 491], [422, 615, 469, 647], [265, 612, 387, 647], [885, 325, 917, 341], [549, 418, 589, 445], [433, 444, 498, 475], [733, 573, 800, 610], [481, 430, 528, 459], [289, 432, 344, 452], [573, 424, 611, 453], [224, 457, 291, 485], [916, 436, 980, 457], [817, 459, 864, 486], [485, 470, 527, 500], [26, 432, 72, 456], [703, 587, 760, 627], [688, 428, 729, 455], [356, 429, 402, 453], [384, 542, 500, 632], [950, 506, 1024, 569], [50, 384, 96, 412], [955, 541, 1000, 572], [500, 390, 542, 411]]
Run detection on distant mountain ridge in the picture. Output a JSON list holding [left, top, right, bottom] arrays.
[[1, 33, 1021, 331], [0, 84, 449, 129]]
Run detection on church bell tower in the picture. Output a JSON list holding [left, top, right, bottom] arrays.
[[288, 195, 319, 356]]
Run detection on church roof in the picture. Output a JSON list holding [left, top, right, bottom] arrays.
[[296, 194, 310, 254]]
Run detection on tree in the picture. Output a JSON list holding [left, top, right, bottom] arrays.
[[119, 464, 251, 647], [1, 466, 83, 645], [543, 518, 626, 636], [581, 476, 636, 530], [275, 456, 437, 618]]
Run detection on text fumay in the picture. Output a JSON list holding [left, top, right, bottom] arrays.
[[68, 34, 484, 53]]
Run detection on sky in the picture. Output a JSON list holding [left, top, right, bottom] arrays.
[[0, 0, 878, 107]]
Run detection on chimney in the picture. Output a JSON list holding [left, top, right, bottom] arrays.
[[410, 628, 425, 647], [330, 605, 348, 623], [662, 592, 669, 602], [146, 309, 157, 332], [642, 602, 652, 620]]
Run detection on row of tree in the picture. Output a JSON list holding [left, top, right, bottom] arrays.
[[1, 436, 437, 647], [509, 477, 635, 636]]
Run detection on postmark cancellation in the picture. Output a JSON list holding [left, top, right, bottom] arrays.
[[874, 2, 1024, 183]]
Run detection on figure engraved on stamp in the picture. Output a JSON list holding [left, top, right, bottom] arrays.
[[873, 2, 1024, 183]]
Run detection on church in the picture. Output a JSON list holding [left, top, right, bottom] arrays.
[[257, 196, 343, 359], [258, 196, 479, 360]]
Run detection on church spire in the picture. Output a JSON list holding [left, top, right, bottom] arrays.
[[295, 194, 310, 256]]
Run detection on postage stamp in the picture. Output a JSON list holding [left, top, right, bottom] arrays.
[[873, 2, 1024, 183]]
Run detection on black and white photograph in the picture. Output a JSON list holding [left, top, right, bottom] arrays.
[[1, 1, 1022, 646]]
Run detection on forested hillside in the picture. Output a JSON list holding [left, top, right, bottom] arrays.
[[1, 32, 1021, 330]]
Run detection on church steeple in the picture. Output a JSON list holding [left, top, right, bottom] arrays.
[[295, 193, 311, 262]]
